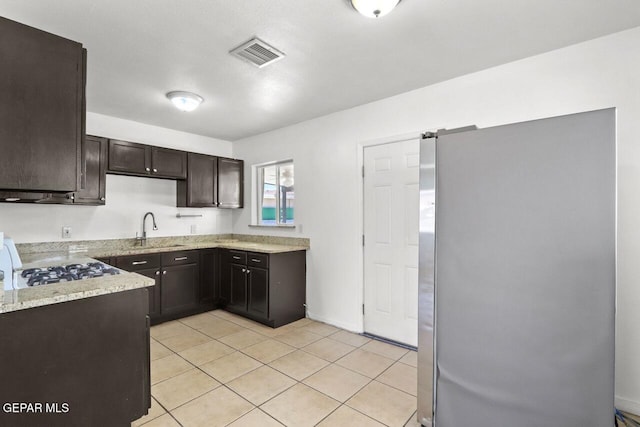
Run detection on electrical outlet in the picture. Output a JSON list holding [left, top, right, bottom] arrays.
[[62, 226, 72, 239], [190, 224, 197, 235]]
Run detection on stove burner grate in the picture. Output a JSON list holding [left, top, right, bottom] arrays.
[[21, 262, 120, 287]]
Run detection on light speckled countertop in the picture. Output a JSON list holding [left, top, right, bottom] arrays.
[[86, 240, 309, 258], [3, 234, 309, 314], [1, 254, 154, 314], [17, 234, 310, 258]]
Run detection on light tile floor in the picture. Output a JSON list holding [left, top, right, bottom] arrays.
[[133, 310, 418, 427]]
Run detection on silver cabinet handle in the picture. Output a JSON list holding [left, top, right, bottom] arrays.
[[251, 258, 261, 263], [241, 268, 246, 273], [174, 256, 188, 261], [162, 270, 167, 275], [132, 261, 148, 265], [145, 167, 150, 172], [233, 256, 241, 260], [100, 197, 105, 201], [246, 269, 251, 275], [155, 270, 160, 276], [153, 168, 158, 173]]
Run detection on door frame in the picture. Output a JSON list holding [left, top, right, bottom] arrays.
[[356, 131, 426, 333]]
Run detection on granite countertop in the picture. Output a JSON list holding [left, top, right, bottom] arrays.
[[17, 234, 310, 259], [1, 253, 154, 314], [3, 234, 309, 314], [86, 239, 309, 258]]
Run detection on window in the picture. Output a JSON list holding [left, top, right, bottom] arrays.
[[255, 160, 294, 226]]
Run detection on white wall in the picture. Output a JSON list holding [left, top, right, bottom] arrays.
[[1, 113, 234, 243], [232, 27, 640, 412]]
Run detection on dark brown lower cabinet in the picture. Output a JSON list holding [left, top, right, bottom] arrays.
[[136, 267, 161, 319], [220, 249, 306, 327], [247, 266, 269, 318], [0, 288, 150, 427], [199, 249, 218, 308], [161, 263, 199, 316], [229, 262, 248, 311], [116, 250, 205, 325]]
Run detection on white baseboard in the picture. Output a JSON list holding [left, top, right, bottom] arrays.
[[616, 396, 640, 417], [306, 311, 362, 333]]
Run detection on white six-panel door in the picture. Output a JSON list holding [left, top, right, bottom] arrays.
[[363, 139, 420, 346]]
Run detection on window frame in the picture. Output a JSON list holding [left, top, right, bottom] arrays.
[[252, 159, 295, 227]]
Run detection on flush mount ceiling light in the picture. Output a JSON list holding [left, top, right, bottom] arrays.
[[166, 91, 204, 112], [350, 0, 401, 18]]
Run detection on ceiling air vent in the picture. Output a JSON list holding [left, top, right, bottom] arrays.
[[230, 37, 285, 68]]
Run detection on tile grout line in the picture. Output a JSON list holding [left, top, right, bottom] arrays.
[[373, 358, 418, 398], [148, 311, 417, 427]]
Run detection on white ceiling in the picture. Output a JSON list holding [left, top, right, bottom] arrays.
[[2, 0, 640, 141]]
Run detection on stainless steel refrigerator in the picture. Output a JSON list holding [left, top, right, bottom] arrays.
[[417, 108, 616, 427]]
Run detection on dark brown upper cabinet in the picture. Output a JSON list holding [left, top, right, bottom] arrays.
[[0, 17, 86, 193], [33, 135, 107, 206], [152, 146, 187, 179], [107, 139, 148, 175], [108, 140, 187, 180], [73, 135, 107, 204], [177, 153, 218, 207], [218, 157, 244, 208]]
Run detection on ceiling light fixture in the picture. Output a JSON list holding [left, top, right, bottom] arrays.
[[166, 91, 204, 112], [350, 0, 401, 18]]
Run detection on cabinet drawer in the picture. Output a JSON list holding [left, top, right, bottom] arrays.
[[162, 250, 198, 266], [247, 253, 268, 268], [116, 254, 161, 271], [229, 251, 247, 264]]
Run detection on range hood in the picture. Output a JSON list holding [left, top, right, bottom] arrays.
[[0, 191, 55, 203]]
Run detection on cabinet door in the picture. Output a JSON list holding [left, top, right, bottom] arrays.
[[218, 158, 244, 208], [199, 249, 218, 306], [247, 267, 269, 319], [108, 139, 150, 175], [161, 263, 199, 315], [219, 250, 231, 306], [0, 17, 84, 192], [229, 263, 247, 311], [0, 288, 150, 426], [151, 147, 187, 179], [74, 135, 107, 204], [177, 153, 217, 207], [136, 267, 161, 319]]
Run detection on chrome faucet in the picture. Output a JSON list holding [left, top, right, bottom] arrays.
[[137, 212, 158, 246]]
